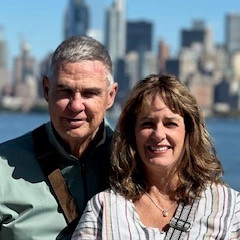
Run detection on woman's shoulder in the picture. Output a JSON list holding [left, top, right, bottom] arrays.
[[209, 183, 239, 192], [89, 188, 127, 204], [85, 189, 130, 215], [196, 183, 240, 220], [204, 183, 240, 201]]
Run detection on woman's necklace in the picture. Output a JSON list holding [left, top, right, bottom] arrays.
[[145, 192, 177, 217]]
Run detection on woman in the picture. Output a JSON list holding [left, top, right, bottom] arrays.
[[72, 74, 240, 239]]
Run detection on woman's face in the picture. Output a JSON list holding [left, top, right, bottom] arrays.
[[135, 94, 186, 173]]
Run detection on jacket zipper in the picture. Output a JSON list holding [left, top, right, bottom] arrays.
[[80, 162, 88, 206]]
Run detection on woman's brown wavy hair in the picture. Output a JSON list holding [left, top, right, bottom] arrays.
[[110, 73, 224, 204]]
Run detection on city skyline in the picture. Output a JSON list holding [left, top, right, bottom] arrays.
[[1, 0, 239, 68]]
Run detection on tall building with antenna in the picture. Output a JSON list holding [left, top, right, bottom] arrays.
[[64, 0, 90, 39], [105, 0, 126, 72], [226, 13, 240, 55]]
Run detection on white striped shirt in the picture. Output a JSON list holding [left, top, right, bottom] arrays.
[[72, 184, 240, 239]]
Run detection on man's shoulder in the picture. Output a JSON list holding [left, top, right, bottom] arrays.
[[0, 131, 33, 151], [0, 123, 50, 159]]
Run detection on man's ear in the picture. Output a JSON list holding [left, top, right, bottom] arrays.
[[107, 82, 118, 109], [42, 75, 49, 102]]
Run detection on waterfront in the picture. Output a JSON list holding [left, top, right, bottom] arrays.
[[0, 112, 239, 192]]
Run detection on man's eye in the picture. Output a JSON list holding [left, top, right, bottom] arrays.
[[82, 91, 99, 98], [56, 89, 73, 98], [59, 89, 72, 94]]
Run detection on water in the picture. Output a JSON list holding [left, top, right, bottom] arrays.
[[206, 118, 240, 191], [0, 112, 50, 142], [0, 112, 239, 192]]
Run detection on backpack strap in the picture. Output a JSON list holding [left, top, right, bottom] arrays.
[[165, 199, 199, 240], [32, 124, 79, 224]]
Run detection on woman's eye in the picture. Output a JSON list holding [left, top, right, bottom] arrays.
[[166, 122, 178, 127], [141, 121, 154, 127]]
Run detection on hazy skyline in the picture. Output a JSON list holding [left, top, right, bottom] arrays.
[[1, 0, 239, 66]]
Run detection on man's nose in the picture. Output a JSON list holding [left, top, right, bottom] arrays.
[[68, 92, 85, 112]]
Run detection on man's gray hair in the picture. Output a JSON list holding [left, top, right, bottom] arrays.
[[49, 35, 113, 85]]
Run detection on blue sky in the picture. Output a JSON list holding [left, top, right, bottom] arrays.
[[0, 0, 239, 67]]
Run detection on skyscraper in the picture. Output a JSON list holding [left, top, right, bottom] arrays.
[[12, 40, 38, 111], [126, 20, 153, 54], [13, 41, 36, 84], [181, 20, 206, 48], [226, 13, 240, 56], [105, 0, 126, 71], [64, 0, 90, 39], [0, 26, 10, 95], [126, 20, 153, 79], [157, 39, 170, 73]]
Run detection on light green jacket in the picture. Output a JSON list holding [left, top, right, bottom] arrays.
[[0, 121, 113, 240]]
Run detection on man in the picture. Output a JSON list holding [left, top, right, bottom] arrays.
[[0, 36, 118, 239]]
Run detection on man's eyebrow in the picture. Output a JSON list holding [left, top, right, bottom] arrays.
[[83, 87, 102, 93], [56, 85, 102, 92], [57, 84, 69, 89]]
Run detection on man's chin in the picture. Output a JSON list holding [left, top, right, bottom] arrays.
[[65, 129, 87, 139]]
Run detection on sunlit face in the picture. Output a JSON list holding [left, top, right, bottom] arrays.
[[43, 60, 117, 146], [135, 94, 186, 173]]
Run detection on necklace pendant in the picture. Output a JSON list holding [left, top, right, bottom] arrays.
[[162, 211, 168, 217]]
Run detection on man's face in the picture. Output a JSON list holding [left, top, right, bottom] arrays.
[[43, 60, 117, 148]]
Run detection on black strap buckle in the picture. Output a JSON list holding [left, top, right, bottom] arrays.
[[169, 217, 192, 232]]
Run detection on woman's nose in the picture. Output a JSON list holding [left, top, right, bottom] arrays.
[[152, 125, 166, 142]]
